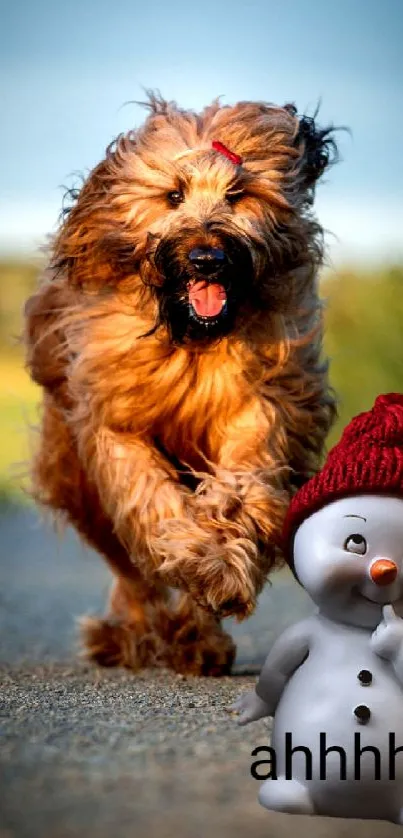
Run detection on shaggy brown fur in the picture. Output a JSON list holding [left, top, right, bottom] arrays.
[[24, 94, 337, 675]]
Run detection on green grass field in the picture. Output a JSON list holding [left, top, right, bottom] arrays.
[[324, 264, 403, 442], [0, 356, 39, 502], [1, 259, 402, 502]]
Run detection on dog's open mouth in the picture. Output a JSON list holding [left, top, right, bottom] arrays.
[[188, 280, 228, 323]]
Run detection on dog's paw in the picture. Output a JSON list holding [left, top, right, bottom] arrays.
[[79, 615, 158, 670], [155, 518, 259, 619], [166, 624, 236, 676], [201, 570, 256, 619], [161, 554, 257, 620], [201, 540, 260, 619]]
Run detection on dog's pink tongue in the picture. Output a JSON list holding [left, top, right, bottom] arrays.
[[188, 282, 226, 317]]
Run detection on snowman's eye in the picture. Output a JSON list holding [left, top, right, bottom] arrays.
[[344, 534, 367, 555]]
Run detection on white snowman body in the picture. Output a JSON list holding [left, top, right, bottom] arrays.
[[272, 614, 403, 820], [235, 494, 403, 823]]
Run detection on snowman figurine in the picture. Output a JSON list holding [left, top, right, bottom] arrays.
[[234, 394, 403, 824]]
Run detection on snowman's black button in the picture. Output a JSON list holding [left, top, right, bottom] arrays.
[[357, 669, 372, 686], [354, 704, 371, 724]]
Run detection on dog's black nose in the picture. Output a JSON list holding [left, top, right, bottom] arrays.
[[188, 247, 227, 275]]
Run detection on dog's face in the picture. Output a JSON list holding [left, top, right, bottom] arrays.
[[56, 96, 337, 344]]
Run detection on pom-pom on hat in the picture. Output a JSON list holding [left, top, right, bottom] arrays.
[[283, 393, 403, 562]]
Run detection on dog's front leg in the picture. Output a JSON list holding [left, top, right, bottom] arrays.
[[157, 403, 288, 619], [76, 423, 267, 616], [76, 425, 196, 580]]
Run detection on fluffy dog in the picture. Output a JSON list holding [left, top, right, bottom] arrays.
[[24, 94, 337, 675]]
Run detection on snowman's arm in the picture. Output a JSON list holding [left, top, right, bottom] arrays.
[[391, 654, 403, 685], [371, 606, 403, 686], [255, 619, 312, 713]]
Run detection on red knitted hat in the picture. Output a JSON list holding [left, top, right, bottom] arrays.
[[283, 393, 403, 562]]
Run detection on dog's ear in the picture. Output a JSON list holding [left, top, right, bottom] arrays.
[[51, 136, 137, 287], [24, 279, 75, 396], [286, 105, 339, 200]]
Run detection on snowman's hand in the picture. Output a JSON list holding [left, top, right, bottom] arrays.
[[230, 690, 271, 726], [370, 605, 403, 662]]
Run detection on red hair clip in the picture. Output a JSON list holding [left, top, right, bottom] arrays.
[[212, 140, 243, 166]]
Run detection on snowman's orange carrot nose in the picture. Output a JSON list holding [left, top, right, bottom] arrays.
[[370, 559, 398, 586]]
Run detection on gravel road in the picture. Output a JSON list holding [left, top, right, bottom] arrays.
[[0, 505, 401, 838]]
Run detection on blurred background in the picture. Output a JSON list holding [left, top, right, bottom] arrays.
[[1, 0, 403, 508], [1, 4, 403, 836]]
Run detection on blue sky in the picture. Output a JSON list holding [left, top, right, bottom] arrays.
[[1, 0, 402, 264]]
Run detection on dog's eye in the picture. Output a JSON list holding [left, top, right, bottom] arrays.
[[344, 534, 367, 555], [226, 189, 244, 205], [167, 190, 184, 207]]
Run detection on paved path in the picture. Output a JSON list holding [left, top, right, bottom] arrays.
[[0, 506, 400, 837]]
